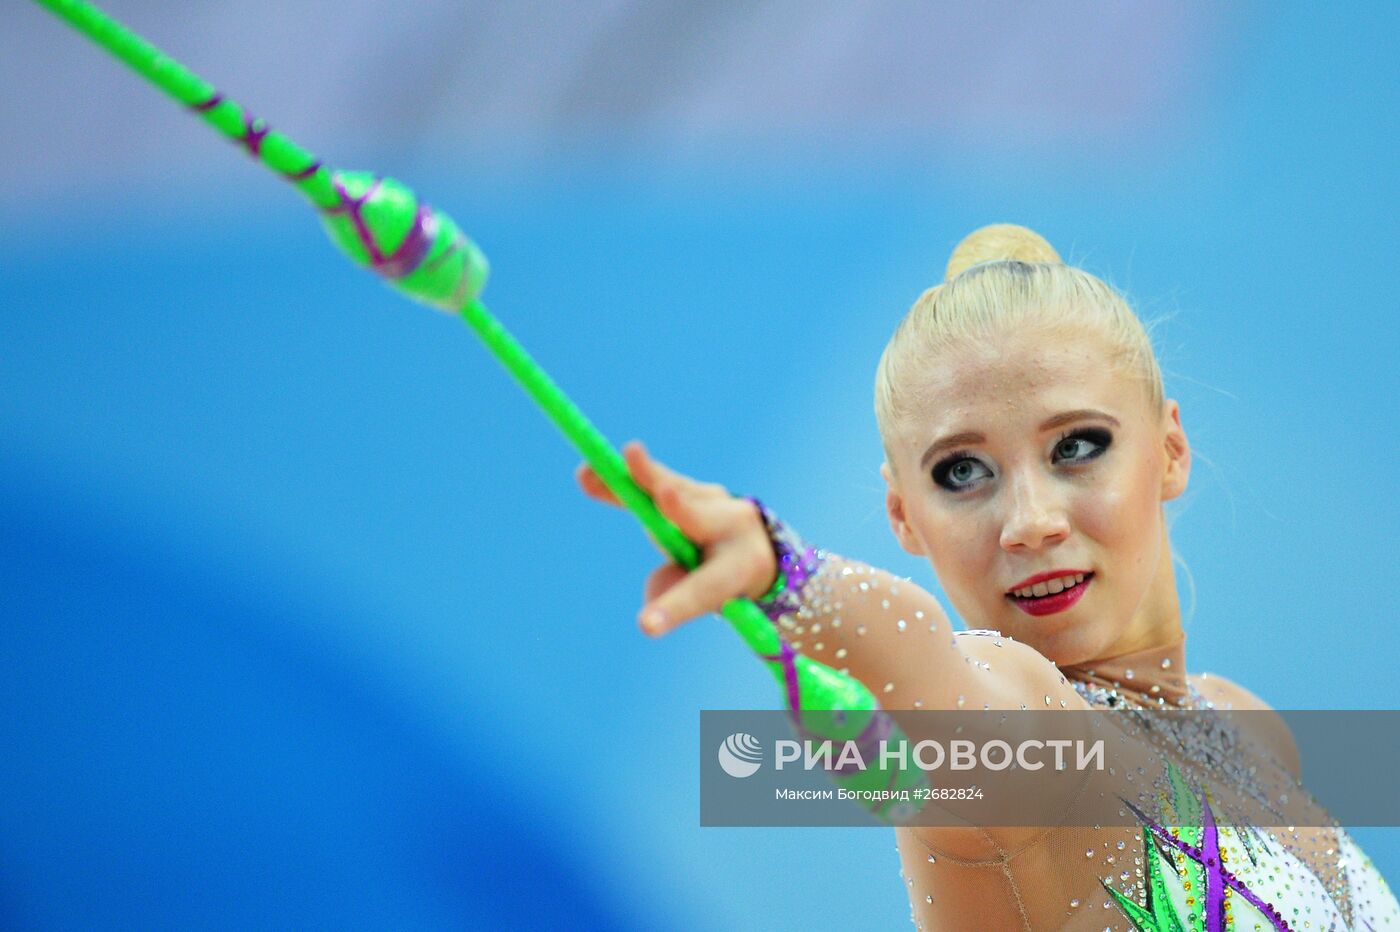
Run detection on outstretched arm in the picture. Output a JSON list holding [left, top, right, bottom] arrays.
[[577, 441, 1081, 714], [759, 551, 1083, 713]]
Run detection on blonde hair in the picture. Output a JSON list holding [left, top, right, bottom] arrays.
[[874, 223, 1165, 470]]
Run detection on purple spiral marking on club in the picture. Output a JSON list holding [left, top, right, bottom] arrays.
[[190, 92, 319, 181], [241, 113, 269, 157], [875, 745, 918, 819], [1121, 795, 1292, 931], [421, 234, 461, 274], [760, 639, 801, 712], [376, 207, 435, 279], [422, 231, 477, 307], [795, 710, 893, 776], [289, 159, 322, 181], [325, 176, 437, 282]]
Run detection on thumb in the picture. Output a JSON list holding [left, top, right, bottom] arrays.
[[643, 561, 689, 605], [639, 547, 757, 636], [637, 562, 688, 634]]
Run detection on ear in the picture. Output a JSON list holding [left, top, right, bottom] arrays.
[[1160, 399, 1191, 501], [881, 461, 926, 556]]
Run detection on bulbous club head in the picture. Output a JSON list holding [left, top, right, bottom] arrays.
[[320, 171, 489, 312]]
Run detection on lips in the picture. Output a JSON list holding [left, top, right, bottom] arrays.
[[1006, 571, 1094, 617]]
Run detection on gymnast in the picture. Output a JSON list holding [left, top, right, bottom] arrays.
[[578, 224, 1400, 930]]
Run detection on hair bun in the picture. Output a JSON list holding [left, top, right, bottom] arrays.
[[944, 223, 1062, 282]]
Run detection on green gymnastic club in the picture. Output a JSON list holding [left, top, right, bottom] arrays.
[[773, 738, 1106, 773]]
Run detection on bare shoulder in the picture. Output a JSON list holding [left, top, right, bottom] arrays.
[[955, 630, 1091, 710], [1188, 672, 1274, 711], [1189, 672, 1301, 778]]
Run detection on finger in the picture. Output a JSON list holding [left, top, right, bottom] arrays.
[[575, 463, 622, 507], [654, 482, 737, 543], [623, 440, 702, 498], [639, 547, 758, 636], [642, 561, 689, 606], [637, 562, 688, 635]]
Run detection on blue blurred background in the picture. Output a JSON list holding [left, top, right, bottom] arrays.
[[3, 2, 1397, 928]]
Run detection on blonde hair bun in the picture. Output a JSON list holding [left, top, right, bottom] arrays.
[[877, 222, 1164, 455], [944, 223, 1061, 282]]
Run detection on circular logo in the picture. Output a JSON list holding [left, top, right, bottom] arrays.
[[718, 732, 763, 778]]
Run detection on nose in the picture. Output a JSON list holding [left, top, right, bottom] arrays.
[[999, 470, 1071, 553]]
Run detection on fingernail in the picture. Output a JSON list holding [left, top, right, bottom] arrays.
[[640, 608, 667, 633]]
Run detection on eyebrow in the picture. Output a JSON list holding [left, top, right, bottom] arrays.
[[918, 409, 1122, 470]]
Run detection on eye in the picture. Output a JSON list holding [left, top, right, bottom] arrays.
[[932, 454, 992, 491], [1052, 427, 1112, 464]]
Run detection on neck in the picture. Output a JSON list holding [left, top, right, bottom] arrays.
[[1110, 518, 1185, 657], [1061, 516, 1190, 706]]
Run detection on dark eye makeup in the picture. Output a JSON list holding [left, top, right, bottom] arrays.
[[1052, 427, 1113, 464], [930, 427, 1113, 492]]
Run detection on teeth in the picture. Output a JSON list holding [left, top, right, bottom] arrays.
[[1012, 574, 1088, 599]]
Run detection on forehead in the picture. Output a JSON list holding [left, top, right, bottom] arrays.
[[897, 328, 1134, 444]]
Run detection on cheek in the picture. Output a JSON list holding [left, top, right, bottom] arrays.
[[919, 503, 1001, 590], [1070, 484, 1128, 545], [1070, 450, 1161, 558]]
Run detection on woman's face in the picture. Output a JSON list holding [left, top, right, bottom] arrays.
[[881, 324, 1190, 664]]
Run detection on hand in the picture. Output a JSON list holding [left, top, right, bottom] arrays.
[[575, 441, 778, 637]]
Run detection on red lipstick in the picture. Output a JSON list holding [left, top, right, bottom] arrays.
[[1005, 570, 1093, 617]]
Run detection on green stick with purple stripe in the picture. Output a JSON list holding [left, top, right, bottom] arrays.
[[32, 0, 927, 822]]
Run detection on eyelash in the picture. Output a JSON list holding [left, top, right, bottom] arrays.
[[931, 427, 1114, 492]]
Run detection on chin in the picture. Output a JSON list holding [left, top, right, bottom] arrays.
[[1000, 609, 1111, 667]]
